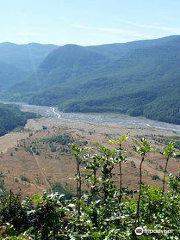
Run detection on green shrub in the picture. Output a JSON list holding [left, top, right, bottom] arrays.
[[51, 182, 74, 199], [152, 174, 161, 181], [20, 175, 30, 183]]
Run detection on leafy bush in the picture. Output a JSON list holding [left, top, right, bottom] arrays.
[[20, 175, 30, 183], [44, 134, 73, 146], [51, 182, 74, 199], [152, 175, 161, 181], [0, 136, 180, 239]]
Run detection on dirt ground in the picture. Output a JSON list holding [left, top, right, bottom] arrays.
[[0, 132, 29, 154], [0, 117, 179, 197]]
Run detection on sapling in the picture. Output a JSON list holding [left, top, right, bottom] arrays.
[[109, 133, 128, 202], [98, 144, 116, 201], [84, 153, 102, 197], [161, 142, 178, 194], [133, 138, 152, 225], [71, 144, 83, 217]]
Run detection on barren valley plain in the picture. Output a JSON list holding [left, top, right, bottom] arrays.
[[0, 104, 180, 196]]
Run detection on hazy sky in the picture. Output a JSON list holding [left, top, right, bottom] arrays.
[[0, 0, 180, 45]]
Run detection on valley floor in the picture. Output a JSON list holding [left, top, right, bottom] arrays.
[[0, 111, 180, 197]]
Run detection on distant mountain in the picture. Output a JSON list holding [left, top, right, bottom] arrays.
[[5, 36, 180, 124], [0, 42, 57, 88], [12, 44, 109, 91], [0, 61, 26, 88]]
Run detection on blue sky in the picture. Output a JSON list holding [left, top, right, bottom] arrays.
[[0, 0, 180, 45]]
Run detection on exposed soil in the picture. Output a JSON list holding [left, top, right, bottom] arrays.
[[0, 115, 179, 197], [0, 132, 29, 154]]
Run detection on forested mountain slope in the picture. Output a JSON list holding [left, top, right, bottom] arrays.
[[0, 103, 36, 136], [0, 61, 26, 88], [5, 36, 180, 124], [0, 42, 57, 88]]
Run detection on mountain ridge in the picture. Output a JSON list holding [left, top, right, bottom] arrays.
[[2, 35, 180, 124], [0, 42, 58, 88]]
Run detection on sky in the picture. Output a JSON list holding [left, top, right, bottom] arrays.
[[0, 0, 180, 46]]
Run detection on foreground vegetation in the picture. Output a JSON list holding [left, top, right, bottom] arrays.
[[0, 103, 36, 136], [0, 135, 180, 239]]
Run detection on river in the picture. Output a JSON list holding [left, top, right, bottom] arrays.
[[1, 100, 180, 135], [16, 103, 180, 135]]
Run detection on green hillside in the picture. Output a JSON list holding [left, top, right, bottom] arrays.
[[0, 61, 26, 88], [5, 36, 180, 124], [0, 103, 36, 136]]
